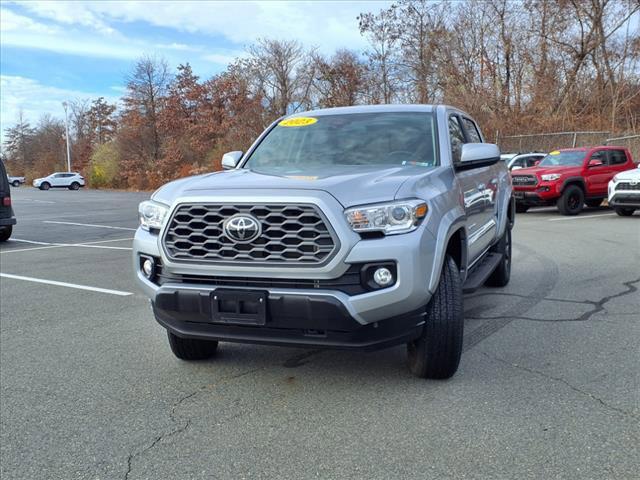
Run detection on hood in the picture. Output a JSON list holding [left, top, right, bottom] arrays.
[[613, 166, 640, 182], [154, 165, 429, 207], [512, 165, 582, 177]]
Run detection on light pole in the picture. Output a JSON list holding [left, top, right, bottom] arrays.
[[62, 101, 71, 172]]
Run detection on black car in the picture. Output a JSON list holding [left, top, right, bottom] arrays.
[[0, 159, 17, 241]]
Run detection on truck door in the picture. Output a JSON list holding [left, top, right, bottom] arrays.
[[585, 149, 613, 196], [449, 114, 497, 262]]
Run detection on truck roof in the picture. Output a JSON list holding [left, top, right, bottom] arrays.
[[286, 104, 446, 117]]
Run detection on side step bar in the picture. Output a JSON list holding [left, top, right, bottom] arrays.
[[462, 252, 503, 293]]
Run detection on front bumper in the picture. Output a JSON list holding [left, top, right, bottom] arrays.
[[608, 192, 640, 208], [153, 288, 425, 351]]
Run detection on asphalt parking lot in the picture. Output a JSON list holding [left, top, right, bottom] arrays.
[[1, 187, 638, 479]]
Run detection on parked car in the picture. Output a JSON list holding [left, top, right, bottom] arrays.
[[133, 105, 515, 379], [6, 174, 25, 187], [0, 160, 17, 241], [33, 172, 85, 190], [511, 146, 635, 215], [608, 164, 640, 216], [508, 152, 546, 171]]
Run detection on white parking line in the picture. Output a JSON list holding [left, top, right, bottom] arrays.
[[0, 273, 133, 296], [18, 198, 55, 204], [11, 238, 52, 245], [0, 237, 133, 254], [43, 220, 136, 231], [548, 213, 617, 222]]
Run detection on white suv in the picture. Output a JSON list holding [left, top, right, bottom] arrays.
[[33, 172, 85, 190], [608, 164, 640, 216]]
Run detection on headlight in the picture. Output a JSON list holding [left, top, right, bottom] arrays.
[[541, 174, 561, 181], [344, 199, 428, 235], [138, 200, 169, 231]]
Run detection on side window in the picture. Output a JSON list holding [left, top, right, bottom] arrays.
[[461, 117, 482, 143], [589, 150, 608, 165], [449, 116, 466, 163], [608, 150, 627, 165]]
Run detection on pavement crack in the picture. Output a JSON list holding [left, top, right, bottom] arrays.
[[482, 352, 637, 419], [123, 367, 261, 479], [468, 277, 640, 324]]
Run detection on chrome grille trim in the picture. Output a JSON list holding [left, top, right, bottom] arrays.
[[162, 203, 339, 266]]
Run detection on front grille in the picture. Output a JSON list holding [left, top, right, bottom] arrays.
[[616, 182, 640, 191], [163, 203, 338, 265], [155, 264, 366, 295], [511, 175, 538, 186]]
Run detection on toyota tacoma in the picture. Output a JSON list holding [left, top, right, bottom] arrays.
[[134, 105, 514, 379], [511, 146, 635, 215]]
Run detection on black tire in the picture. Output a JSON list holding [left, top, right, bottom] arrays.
[[585, 199, 602, 208], [0, 225, 12, 242], [167, 332, 218, 360], [615, 207, 635, 217], [12, 180, 20, 187], [485, 225, 512, 287], [515, 204, 529, 213], [40, 182, 50, 191], [557, 185, 584, 215], [69, 182, 80, 190], [407, 255, 463, 379]]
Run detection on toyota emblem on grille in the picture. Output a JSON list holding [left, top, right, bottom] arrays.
[[223, 214, 261, 243]]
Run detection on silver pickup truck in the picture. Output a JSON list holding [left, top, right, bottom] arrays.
[[134, 105, 514, 379]]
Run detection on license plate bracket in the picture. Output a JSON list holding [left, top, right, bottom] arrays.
[[211, 289, 267, 326]]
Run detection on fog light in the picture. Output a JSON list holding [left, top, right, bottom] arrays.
[[142, 258, 154, 278], [373, 267, 394, 287]]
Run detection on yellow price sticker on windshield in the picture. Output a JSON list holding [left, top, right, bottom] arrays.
[[279, 117, 318, 127], [550, 150, 560, 155]]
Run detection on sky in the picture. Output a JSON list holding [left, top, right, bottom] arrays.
[[0, 0, 391, 142]]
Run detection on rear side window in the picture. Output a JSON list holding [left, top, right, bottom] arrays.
[[608, 150, 627, 165], [0, 161, 8, 192], [449, 116, 466, 163], [461, 117, 482, 143]]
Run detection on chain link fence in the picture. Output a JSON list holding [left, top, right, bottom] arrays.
[[604, 135, 640, 162]]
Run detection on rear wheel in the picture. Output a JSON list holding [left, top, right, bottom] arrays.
[[515, 204, 529, 213], [12, 180, 20, 187], [615, 207, 635, 217], [407, 255, 463, 379], [585, 199, 602, 208], [69, 182, 80, 190], [40, 182, 50, 191], [0, 225, 12, 242], [167, 332, 218, 360], [557, 185, 584, 215]]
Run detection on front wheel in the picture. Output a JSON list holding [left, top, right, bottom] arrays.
[[167, 332, 218, 360], [40, 182, 50, 191], [12, 180, 20, 187], [615, 207, 635, 217], [407, 255, 463, 379], [557, 185, 584, 215], [0, 225, 12, 242], [69, 182, 80, 190]]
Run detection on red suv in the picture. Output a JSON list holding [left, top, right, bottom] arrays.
[[511, 146, 636, 215]]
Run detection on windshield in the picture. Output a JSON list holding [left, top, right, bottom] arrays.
[[244, 112, 437, 173], [538, 150, 585, 167]]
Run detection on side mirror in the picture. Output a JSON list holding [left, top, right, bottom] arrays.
[[458, 143, 501, 170], [222, 151, 243, 170], [533, 160, 541, 166], [588, 159, 603, 168]]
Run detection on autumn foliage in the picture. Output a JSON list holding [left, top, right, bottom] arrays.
[[3, 0, 639, 189]]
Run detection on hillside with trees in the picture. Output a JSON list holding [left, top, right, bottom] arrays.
[[3, 0, 639, 189]]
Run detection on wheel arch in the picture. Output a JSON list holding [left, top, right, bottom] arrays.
[[428, 212, 468, 293]]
